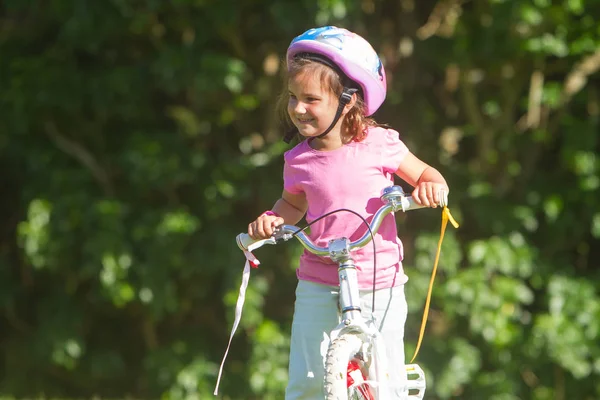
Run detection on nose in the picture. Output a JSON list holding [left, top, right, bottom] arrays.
[[289, 98, 306, 114]]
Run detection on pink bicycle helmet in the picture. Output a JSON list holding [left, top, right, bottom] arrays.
[[286, 26, 387, 116]]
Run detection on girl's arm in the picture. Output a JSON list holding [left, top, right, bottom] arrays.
[[248, 190, 307, 239], [395, 152, 449, 207], [273, 190, 308, 225]]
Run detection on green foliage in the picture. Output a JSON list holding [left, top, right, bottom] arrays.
[[1, 0, 599, 399]]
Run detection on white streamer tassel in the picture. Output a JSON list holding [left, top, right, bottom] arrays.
[[214, 250, 259, 395]]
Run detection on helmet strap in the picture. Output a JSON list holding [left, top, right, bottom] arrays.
[[283, 87, 357, 143], [315, 87, 357, 140]]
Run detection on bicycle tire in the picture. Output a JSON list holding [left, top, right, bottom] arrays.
[[324, 333, 376, 400]]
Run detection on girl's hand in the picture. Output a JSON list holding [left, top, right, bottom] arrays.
[[248, 213, 285, 239], [412, 182, 449, 208]]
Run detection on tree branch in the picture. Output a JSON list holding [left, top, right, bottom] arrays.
[[44, 121, 115, 196], [516, 48, 600, 133], [416, 0, 465, 40]]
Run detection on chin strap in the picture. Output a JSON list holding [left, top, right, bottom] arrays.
[[283, 87, 358, 144]]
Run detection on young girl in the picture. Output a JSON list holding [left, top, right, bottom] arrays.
[[248, 26, 449, 399]]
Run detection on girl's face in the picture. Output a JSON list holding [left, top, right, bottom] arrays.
[[287, 71, 340, 138]]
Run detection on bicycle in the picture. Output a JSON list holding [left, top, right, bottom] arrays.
[[215, 185, 456, 399]]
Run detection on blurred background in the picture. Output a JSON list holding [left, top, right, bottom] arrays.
[[1, 0, 599, 399]]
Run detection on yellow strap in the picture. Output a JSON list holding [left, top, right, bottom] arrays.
[[409, 206, 459, 363]]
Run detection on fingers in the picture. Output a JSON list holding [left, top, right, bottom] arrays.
[[248, 216, 283, 239], [433, 186, 440, 206], [273, 217, 285, 228], [426, 184, 434, 207], [412, 184, 432, 207], [412, 183, 449, 208]]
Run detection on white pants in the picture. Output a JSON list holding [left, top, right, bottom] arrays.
[[285, 279, 408, 399]]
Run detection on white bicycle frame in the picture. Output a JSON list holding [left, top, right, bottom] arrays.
[[235, 185, 441, 399]]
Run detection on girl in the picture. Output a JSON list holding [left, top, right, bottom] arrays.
[[248, 26, 449, 399]]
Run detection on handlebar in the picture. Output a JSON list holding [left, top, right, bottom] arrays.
[[237, 185, 448, 255]]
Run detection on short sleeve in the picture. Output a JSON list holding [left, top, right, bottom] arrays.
[[380, 128, 409, 174], [283, 151, 303, 195]]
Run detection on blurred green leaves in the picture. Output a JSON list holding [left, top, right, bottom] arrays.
[[100, 252, 134, 307], [532, 276, 600, 379], [17, 199, 52, 269], [157, 211, 200, 236], [435, 339, 481, 399], [249, 321, 289, 396], [163, 357, 218, 400], [52, 338, 84, 370]]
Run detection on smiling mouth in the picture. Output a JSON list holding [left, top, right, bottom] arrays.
[[296, 118, 313, 124]]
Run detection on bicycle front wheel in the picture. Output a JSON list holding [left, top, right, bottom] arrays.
[[324, 333, 376, 400]]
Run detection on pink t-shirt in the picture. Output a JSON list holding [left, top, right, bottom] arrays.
[[283, 126, 410, 290]]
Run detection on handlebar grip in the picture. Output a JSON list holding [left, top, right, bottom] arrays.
[[236, 233, 276, 251]]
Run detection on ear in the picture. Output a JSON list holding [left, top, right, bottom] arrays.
[[342, 92, 358, 115]]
